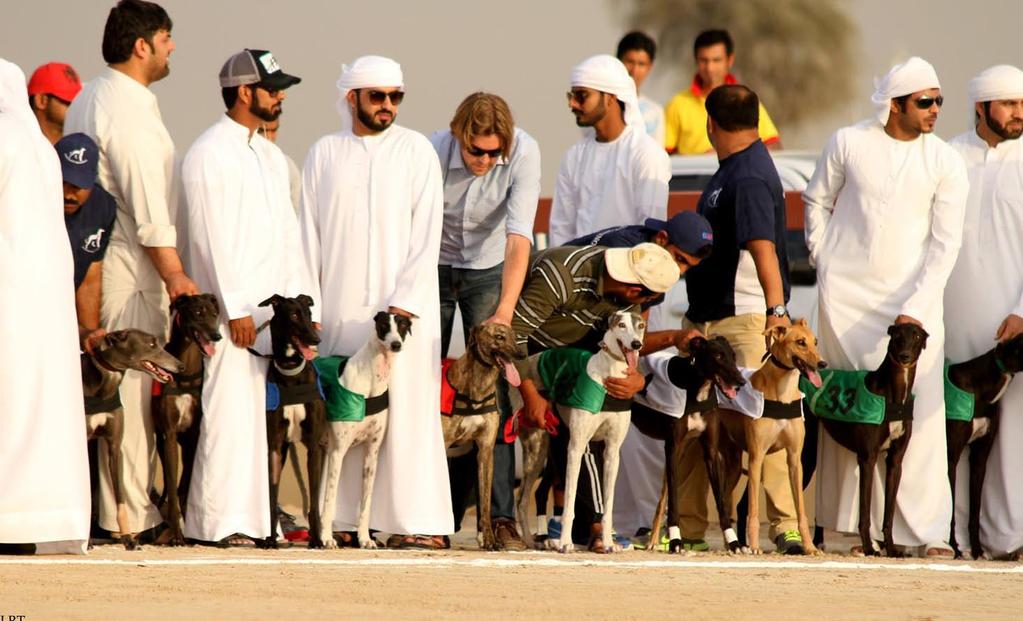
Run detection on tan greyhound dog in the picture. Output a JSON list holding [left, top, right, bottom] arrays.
[[713, 318, 825, 555]]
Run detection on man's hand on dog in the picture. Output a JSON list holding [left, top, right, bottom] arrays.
[[894, 314, 923, 328], [165, 271, 200, 301], [388, 306, 415, 319], [673, 328, 703, 354], [604, 367, 646, 399], [996, 313, 1023, 342], [229, 316, 257, 348], [765, 314, 791, 351], [80, 327, 107, 354]]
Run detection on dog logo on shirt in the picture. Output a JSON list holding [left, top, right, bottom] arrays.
[[82, 228, 105, 253], [706, 188, 723, 209], [63, 147, 88, 165]]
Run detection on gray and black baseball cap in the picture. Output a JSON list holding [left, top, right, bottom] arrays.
[[219, 49, 301, 90]]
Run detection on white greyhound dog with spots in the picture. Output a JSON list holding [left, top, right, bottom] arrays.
[[318, 311, 412, 549]]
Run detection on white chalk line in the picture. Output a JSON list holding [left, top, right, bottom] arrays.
[[0, 554, 1021, 574]]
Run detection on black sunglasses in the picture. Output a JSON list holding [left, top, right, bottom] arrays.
[[466, 143, 503, 158], [566, 90, 592, 105], [365, 89, 405, 105], [912, 95, 944, 110]]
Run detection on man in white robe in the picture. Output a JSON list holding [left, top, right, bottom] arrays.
[[182, 50, 303, 544], [299, 55, 452, 545], [945, 64, 1023, 558], [549, 54, 670, 245], [64, 0, 199, 537], [0, 58, 90, 555], [805, 57, 969, 555]]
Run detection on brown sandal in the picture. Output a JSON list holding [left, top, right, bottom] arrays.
[[398, 535, 449, 550]]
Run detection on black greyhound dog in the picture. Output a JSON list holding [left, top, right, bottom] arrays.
[[810, 323, 929, 557], [946, 333, 1023, 559], [260, 294, 330, 549], [151, 293, 222, 546], [83, 329, 183, 549], [630, 336, 746, 553]]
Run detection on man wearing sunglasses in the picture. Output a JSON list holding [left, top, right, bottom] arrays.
[[548, 54, 670, 246], [429, 92, 540, 551], [805, 56, 969, 557], [945, 64, 1023, 559], [179, 49, 303, 547], [299, 55, 452, 550]]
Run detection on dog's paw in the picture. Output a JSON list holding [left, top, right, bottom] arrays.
[[307, 537, 326, 550], [544, 537, 560, 551], [748, 546, 762, 555], [971, 547, 984, 561], [360, 538, 378, 550], [668, 538, 682, 554], [726, 541, 743, 554], [803, 544, 823, 556], [556, 540, 574, 554], [603, 539, 622, 554], [883, 546, 903, 559], [321, 537, 338, 550], [255, 537, 278, 550], [121, 536, 138, 551]]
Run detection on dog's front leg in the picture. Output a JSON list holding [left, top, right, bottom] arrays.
[[357, 413, 387, 549], [599, 414, 630, 553], [106, 411, 137, 551], [318, 423, 349, 550], [882, 432, 910, 558], [855, 453, 879, 556], [475, 420, 499, 551], [515, 429, 548, 548], [260, 434, 284, 550], [967, 428, 996, 560], [160, 430, 186, 546], [946, 433, 963, 559], [785, 427, 819, 555], [558, 410, 587, 554], [744, 426, 765, 554], [305, 404, 328, 550]]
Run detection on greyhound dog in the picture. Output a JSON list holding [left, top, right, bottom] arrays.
[[258, 294, 330, 549], [151, 293, 221, 546], [83, 329, 183, 549], [629, 336, 746, 553], [441, 323, 523, 550], [318, 311, 412, 550], [513, 310, 646, 553], [945, 333, 1023, 559], [808, 323, 928, 557], [711, 318, 826, 555]]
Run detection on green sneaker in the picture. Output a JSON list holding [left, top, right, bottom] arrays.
[[680, 538, 710, 552], [775, 530, 805, 555]]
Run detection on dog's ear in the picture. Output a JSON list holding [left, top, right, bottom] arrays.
[[395, 314, 413, 338], [170, 295, 189, 313], [296, 294, 314, 308], [203, 293, 221, 314], [887, 324, 896, 336], [466, 325, 479, 353], [258, 294, 286, 308], [688, 336, 707, 351], [763, 324, 788, 348]]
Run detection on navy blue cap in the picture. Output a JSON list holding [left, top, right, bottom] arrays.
[[55, 133, 99, 190], [645, 211, 714, 255]]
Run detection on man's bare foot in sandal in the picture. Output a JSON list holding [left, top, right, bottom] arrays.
[[398, 535, 449, 550], [218, 533, 255, 548]]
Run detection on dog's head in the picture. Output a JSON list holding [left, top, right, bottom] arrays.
[[94, 329, 184, 383], [688, 335, 745, 399], [600, 310, 646, 370], [259, 294, 320, 361], [467, 322, 524, 387], [995, 333, 1023, 374], [764, 318, 827, 387], [170, 293, 222, 357], [886, 323, 929, 367], [373, 311, 413, 353]]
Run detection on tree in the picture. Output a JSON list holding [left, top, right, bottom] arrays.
[[620, 0, 857, 129]]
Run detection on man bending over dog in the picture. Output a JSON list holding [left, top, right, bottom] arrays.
[[181, 49, 304, 546], [430, 92, 541, 550], [512, 242, 693, 550]]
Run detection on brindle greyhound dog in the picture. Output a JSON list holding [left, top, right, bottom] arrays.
[[712, 318, 826, 555], [83, 329, 183, 549], [629, 336, 746, 553], [816, 323, 929, 557], [946, 333, 1023, 559], [441, 323, 523, 550], [260, 294, 330, 550], [152, 293, 221, 547]]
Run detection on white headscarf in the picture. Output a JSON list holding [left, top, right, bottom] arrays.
[[0, 58, 37, 126], [570, 54, 643, 128], [335, 55, 404, 132], [870, 56, 941, 126], [969, 64, 1023, 103]]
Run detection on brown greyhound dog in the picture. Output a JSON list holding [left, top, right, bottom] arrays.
[[945, 333, 1023, 559], [441, 323, 523, 550], [152, 293, 222, 547], [83, 329, 183, 549], [712, 318, 826, 555]]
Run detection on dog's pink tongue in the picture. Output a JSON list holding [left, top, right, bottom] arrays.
[[722, 384, 739, 399], [626, 349, 639, 371], [198, 335, 216, 357], [298, 343, 315, 361], [806, 369, 823, 388], [502, 360, 521, 387]]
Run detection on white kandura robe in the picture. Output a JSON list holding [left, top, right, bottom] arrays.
[[300, 124, 453, 535], [0, 60, 90, 553], [945, 130, 1023, 556], [804, 120, 969, 546], [182, 115, 305, 542], [549, 124, 670, 246]]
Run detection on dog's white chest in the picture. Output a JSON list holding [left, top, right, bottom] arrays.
[[969, 417, 992, 444], [173, 394, 195, 430], [283, 404, 307, 442], [86, 412, 113, 436], [684, 412, 707, 438], [443, 415, 490, 450], [881, 421, 906, 451]]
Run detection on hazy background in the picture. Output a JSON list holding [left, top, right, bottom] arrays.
[[2, 0, 1019, 193]]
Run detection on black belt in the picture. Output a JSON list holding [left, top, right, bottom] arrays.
[[685, 390, 718, 414], [366, 391, 389, 416], [884, 396, 914, 422], [84, 393, 122, 415], [450, 392, 499, 416], [603, 395, 632, 412], [161, 369, 204, 397], [762, 398, 802, 420], [278, 381, 322, 407]]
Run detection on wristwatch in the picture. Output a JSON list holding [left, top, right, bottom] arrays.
[[766, 304, 789, 318]]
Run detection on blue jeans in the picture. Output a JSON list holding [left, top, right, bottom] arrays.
[[439, 263, 516, 526]]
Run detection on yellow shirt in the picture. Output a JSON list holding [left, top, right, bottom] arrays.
[[664, 74, 780, 155]]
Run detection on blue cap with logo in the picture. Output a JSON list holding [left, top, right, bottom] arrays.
[[644, 211, 714, 255], [55, 132, 99, 190]]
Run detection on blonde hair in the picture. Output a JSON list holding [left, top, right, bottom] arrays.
[[449, 92, 515, 159]]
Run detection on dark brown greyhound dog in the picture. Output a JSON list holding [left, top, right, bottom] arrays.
[[151, 293, 222, 547], [260, 294, 330, 550], [83, 329, 183, 549], [629, 336, 746, 553], [945, 333, 1023, 559], [810, 323, 929, 557], [440, 323, 523, 550]]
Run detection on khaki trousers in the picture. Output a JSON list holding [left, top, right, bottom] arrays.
[[678, 313, 798, 540]]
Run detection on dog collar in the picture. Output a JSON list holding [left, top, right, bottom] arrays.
[[885, 351, 919, 370], [274, 359, 306, 377], [91, 350, 121, 374], [765, 354, 794, 371]]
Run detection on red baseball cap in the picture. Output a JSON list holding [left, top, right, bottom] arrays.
[[27, 62, 82, 103]]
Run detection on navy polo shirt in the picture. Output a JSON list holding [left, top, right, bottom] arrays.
[[65, 184, 116, 289], [684, 140, 789, 323]]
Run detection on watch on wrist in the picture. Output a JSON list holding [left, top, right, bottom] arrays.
[[766, 304, 788, 318]]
